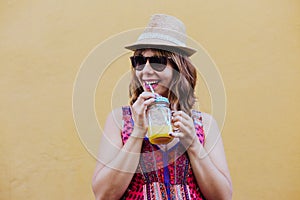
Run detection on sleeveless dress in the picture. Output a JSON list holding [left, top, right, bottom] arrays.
[[121, 106, 206, 200]]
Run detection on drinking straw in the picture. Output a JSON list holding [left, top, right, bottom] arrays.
[[147, 82, 155, 94]]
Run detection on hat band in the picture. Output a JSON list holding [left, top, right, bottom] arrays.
[[137, 32, 186, 47]]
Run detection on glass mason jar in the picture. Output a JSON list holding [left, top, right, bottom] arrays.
[[147, 96, 173, 144]]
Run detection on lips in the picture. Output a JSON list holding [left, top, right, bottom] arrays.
[[144, 80, 159, 91]]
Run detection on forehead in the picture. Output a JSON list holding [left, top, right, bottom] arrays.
[[134, 48, 170, 56], [141, 49, 156, 57]]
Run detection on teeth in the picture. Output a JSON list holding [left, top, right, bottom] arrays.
[[146, 81, 158, 85]]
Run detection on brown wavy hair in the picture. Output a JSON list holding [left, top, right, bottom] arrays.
[[129, 48, 197, 116]]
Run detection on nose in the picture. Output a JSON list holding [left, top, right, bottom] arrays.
[[142, 60, 154, 73]]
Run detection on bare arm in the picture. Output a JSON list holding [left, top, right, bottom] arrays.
[[171, 111, 232, 200], [91, 109, 144, 200], [92, 92, 155, 200]]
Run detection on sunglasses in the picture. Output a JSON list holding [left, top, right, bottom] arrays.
[[130, 56, 171, 72]]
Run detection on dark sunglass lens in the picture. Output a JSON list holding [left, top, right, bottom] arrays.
[[130, 56, 136, 67], [130, 56, 168, 71], [151, 63, 165, 71], [150, 56, 167, 71], [137, 56, 147, 65], [135, 56, 147, 70], [131, 56, 146, 70], [150, 56, 167, 64]]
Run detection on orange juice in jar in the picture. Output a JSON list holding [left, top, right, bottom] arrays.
[[147, 96, 173, 144]]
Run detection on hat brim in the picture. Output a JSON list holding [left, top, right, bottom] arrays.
[[125, 39, 197, 57]]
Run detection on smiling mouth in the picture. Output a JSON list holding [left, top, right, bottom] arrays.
[[146, 81, 159, 85], [145, 81, 159, 91]]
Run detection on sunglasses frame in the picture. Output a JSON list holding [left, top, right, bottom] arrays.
[[130, 55, 172, 72]]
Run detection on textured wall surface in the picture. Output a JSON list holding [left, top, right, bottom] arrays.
[[1, 0, 299, 199]]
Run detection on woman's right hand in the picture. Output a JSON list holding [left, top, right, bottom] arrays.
[[131, 92, 156, 137]]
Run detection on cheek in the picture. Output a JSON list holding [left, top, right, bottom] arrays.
[[135, 72, 143, 85], [165, 69, 174, 84]]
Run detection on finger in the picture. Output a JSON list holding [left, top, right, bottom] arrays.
[[133, 93, 155, 110], [138, 92, 156, 100], [172, 115, 191, 127], [172, 110, 190, 120], [172, 127, 180, 132], [172, 112, 194, 128], [173, 121, 193, 135], [169, 131, 184, 138], [143, 98, 155, 106]]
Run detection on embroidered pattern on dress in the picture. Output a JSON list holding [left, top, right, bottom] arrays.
[[121, 106, 205, 200]]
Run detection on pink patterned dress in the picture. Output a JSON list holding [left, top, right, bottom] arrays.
[[121, 106, 206, 200]]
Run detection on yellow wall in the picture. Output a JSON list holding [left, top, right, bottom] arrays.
[[1, 0, 299, 199]]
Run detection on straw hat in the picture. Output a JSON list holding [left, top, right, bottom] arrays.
[[125, 14, 197, 57]]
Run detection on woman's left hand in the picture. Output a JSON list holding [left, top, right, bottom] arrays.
[[171, 110, 198, 148]]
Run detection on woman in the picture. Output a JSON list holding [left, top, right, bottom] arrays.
[[92, 14, 232, 200]]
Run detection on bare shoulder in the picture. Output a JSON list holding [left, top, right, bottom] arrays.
[[100, 107, 123, 156], [191, 111, 218, 131], [199, 112, 219, 132], [108, 107, 123, 130], [101, 106, 125, 146], [197, 112, 222, 149], [200, 112, 215, 124], [93, 107, 125, 174]]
